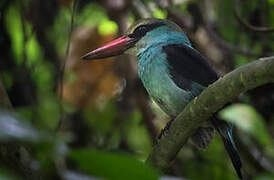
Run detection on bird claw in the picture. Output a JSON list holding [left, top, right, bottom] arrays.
[[157, 118, 175, 140]]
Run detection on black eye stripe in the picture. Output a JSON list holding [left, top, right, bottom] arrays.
[[132, 25, 148, 37], [129, 22, 165, 39]]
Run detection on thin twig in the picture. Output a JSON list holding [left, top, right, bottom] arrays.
[[56, 0, 79, 131], [167, 6, 268, 58], [234, 0, 274, 33], [204, 23, 266, 57]]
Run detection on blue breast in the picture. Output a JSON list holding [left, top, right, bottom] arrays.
[[138, 45, 195, 117], [136, 29, 207, 117]]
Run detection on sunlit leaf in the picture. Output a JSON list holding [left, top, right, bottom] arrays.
[[153, 9, 167, 19], [5, 4, 23, 64], [69, 149, 159, 180], [26, 35, 43, 66], [5, 3, 42, 67], [219, 104, 272, 146], [98, 20, 118, 35]]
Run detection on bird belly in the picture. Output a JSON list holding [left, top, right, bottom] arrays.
[[138, 45, 216, 150]]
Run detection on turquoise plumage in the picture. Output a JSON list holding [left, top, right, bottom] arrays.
[[82, 18, 243, 179]]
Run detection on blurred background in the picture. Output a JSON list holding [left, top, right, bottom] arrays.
[[0, 0, 274, 179]]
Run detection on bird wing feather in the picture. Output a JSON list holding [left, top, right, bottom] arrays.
[[163, 44, 243, 178], [162, 44, 218, 90]]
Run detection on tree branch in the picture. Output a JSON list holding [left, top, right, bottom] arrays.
[[57, 0, 79, 131], [146, 56, 274, 170]]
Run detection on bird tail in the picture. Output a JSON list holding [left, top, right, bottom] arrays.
[[211, 115, 243, 179], [190, 127, 215, 149]]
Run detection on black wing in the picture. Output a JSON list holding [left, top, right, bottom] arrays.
[[164, 44, 243, 178], [163, 44, 218, 91]]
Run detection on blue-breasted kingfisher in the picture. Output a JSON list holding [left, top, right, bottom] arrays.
[[82, 18, 242, 179]]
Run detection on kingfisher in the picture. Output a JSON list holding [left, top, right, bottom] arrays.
[[82, 18, 242, 179]]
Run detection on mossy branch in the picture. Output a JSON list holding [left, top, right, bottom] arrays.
[[146, 56, 274, 170]]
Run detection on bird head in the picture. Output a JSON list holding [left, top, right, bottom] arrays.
[[81, 18, 185, 60]]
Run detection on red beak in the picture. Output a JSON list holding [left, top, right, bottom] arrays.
[[81, 36, 135, 60]]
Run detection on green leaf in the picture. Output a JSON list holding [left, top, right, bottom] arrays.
[[5, 4, 23, 64], [98, 20, 118, 35], [69, 149, 159, 180], [5, 3, 43, 66], [25, 35, 43, 66], [219, 104, 272, 146], [153, 9, 167, 19]]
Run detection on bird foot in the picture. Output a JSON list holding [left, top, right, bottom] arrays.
[[158, 118, 174, 140]]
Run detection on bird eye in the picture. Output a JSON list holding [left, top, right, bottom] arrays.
[[131, 25, 149, 38]]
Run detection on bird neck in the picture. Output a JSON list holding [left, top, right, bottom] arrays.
[[136, 27, 192, 57]]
